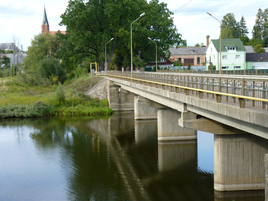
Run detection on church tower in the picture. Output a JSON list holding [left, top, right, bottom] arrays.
[[41, 6, 49, 34]]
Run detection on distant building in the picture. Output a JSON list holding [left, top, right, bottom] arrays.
[[169, 47, 207, 66], [146, 57, 174, 70], [42, 6, 66, 35], [206, 38, 246, 70], [0, 43, 20, 52], [246, 53, 268, 69]]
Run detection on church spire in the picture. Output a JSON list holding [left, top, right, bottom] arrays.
[[42, 6, 49, 26], [41, 6, 49, 34]]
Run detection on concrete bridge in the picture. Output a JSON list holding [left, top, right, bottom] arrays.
[[103, 72, 268, 192]]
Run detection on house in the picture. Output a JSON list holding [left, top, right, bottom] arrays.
[[146, 57, 174, 70], [169, 35, 210, 67], [246, 53, 268, 69], [169, 47, 207, 66], [0, 43, 20, 52], [206, 38, 246, 70]]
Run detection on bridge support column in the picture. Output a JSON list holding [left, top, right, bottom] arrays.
[[108, 81, 134, 111], [134, 96, 165, 120], [214, 134, 268, 191], [157, 109, 197, 141]]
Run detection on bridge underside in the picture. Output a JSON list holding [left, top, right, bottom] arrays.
[[107, 78, 268, 140], [107, 77, 268, 192]]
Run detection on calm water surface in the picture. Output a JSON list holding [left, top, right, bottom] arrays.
[[0, 112, 264, 201]]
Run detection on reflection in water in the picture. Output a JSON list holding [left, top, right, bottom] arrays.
[[0, 113, 265, 200]]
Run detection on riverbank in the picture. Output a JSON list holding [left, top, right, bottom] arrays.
[[0, 75, 113, 119]]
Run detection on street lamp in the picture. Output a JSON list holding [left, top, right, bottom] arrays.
[[105, 37, 114, 74], [131, 12, 145, 77], [207, 12, 222, 74], [148, 37, 157, 72]]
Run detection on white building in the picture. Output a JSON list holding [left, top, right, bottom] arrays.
[[206, 38, 246, 70]]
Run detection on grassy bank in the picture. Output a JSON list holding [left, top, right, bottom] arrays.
[[0, 76, 113, 119]]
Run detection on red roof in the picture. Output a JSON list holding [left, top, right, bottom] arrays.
[[49, 31, 66, 35]]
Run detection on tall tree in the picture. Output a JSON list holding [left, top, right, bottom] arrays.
[[221, 13, 239, 39], [238, 16, 248, 37], [252, 9, 263, 40], [262, 9, 268, 39], [58, 0, 185, 70], [23, 32, 57, 74]]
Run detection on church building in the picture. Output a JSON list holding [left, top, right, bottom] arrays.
[[41, 7, 65, 35]]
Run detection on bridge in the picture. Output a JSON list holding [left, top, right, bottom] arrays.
[[103, 71, 268, 192]]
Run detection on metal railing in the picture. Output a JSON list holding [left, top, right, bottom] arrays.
[[105, 72, 268, 111]]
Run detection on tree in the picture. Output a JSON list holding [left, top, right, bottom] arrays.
[[238, 16, 249, 37], [252, 9, 263, 40], [23, 32, 58, 74], [2, 56, 10, 67], [254, 44, 265, 53], [58, 0, 185, 71], [262, 9, 268, 39], [221, 13, 240, 39], [37, 58, 67, 84]]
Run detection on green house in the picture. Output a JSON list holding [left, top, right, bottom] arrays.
[[206, 38, 246, 70]]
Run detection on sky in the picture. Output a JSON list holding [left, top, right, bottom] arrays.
[[0, 0, 268, 51]]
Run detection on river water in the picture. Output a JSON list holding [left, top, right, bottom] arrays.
[[0, 112, 265, 201]]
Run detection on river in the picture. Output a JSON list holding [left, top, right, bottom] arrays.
[[0, 112, 265, 201]]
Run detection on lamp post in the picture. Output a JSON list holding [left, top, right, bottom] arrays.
[[207, 12, 222, 74], [131, 12, 145, 77], [105, 38, 114, 74], [148, 37, 157, 72]]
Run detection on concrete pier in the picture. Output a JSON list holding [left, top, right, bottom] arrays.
[[107, 81, 134, 111], [157, 109, 197, 141], [265, 154, 268, 201], [214, 134, 268, 191], [134, 96, 159, 120]]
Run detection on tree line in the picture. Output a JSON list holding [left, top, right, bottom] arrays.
[[20, 0, 185, 85], [219, 8, 268, 53]]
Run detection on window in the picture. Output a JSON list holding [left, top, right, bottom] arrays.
[[234, 66, 241, 69], [226, 46, 236, 50], [184, 58, 194, 64], [221, 66, 229, 69], [197, 57, 200, 64], [222, 55, 227, 59], [235, 55, 240, 59], [211, 48, 213, 52], [178, 58, 181, 63], [213, 55, 215, 59]]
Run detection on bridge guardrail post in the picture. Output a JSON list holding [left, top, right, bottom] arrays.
[[253, 81, 255, 108], [199, 76, 203, 99], [216, 78, 221, 103], [263, 81, 266, 110], [239, 78, 245, 108]]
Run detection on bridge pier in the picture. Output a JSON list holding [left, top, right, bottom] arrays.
[[157, 109, 197, 141], [108, 80, 134, 111], [134, 96, 159, 120], [214, 134, 268, 191]]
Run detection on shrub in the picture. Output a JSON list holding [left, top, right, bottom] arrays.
[[37, 58, 67, 84], [55, 82, 66, 103]]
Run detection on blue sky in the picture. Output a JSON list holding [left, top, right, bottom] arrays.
[[0, 0, 267, 51]]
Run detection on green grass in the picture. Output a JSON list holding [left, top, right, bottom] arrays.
[[0, 76, 113, 119]]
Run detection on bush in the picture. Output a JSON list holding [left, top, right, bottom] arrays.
[[0, 101, 53, 118], [37, 58, 67, 84], [55, 82, 65, 103]]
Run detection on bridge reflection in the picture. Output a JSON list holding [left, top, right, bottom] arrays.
[[86, 112, 266, 200]]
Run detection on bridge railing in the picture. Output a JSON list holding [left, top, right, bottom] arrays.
[[106, 72, 268, 111]]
